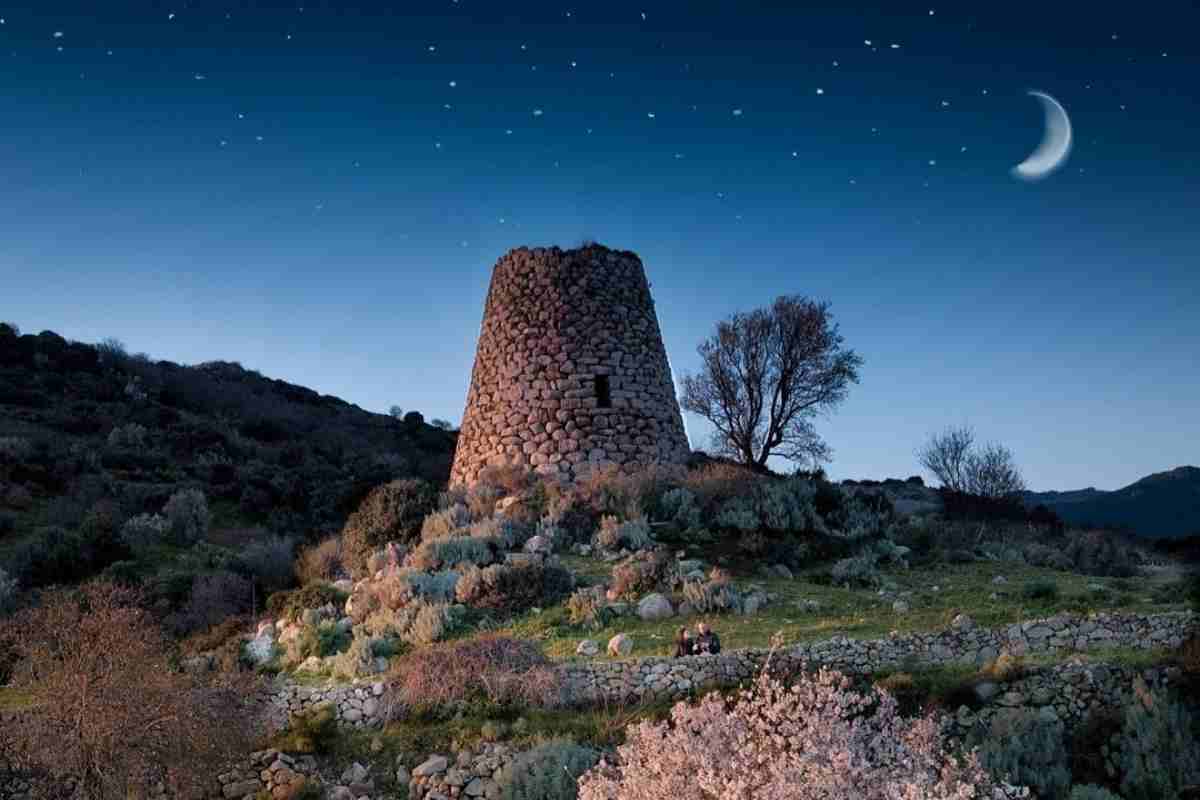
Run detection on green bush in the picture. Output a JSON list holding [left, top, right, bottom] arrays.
[[681, 578, 742, 614], [341, 479, 438, 578], [1117, 690, 1200, 800], [1024, 579, 1060, 602], [408, 535, 498, 571], [273, 704, 338, 754], [1067, 787, 1122, 800], [974, 709, 1071, 800], [455, 561, 574, 613], [266, 582, 347, 621], [164, 487, 209, 544], [498, 739, 600, 800]]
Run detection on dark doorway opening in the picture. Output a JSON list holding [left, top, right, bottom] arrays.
[[594, 375, 612, 408]]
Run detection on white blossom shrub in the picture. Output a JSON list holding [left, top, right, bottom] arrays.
[[578, 663, 1001, 800], [120, 513, 171, 552], [163, 488, 209, 544]]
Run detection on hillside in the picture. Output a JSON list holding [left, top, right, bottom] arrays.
[[1025, 466, 1200, 539], [0, 322, 456, 573]]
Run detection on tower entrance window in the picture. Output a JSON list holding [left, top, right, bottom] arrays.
[[594, 375, 612, 408]]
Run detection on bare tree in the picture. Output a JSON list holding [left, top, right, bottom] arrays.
[[965, 442, 1026, 498], [918, 426, 1026, 499], [916, 426, 975, 492], [681, 296, 862, 469], [2, 582, 259, 800]]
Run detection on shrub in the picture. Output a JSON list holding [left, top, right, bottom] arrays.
[[341, 479, 438, 577], [385, 636, 562, 715], [164, 488, 209, 545], [652, 487, 702, 531], [610, 550, 677, 598], [577, 663, 998, 799], [595, 515, 653, 552], [829, 553, 881, 588], [470, 516, 534, 550], [1116, 687, 1200, 800], [455, 561, 574, 613], [407, 535, 498, 571], [1024, 580, 1060, 602], [295, 536, 343, 585], [499, 739, 601, 800], [403, 601, 460, 646], [566, 586, 612, 629], [0, 436, 34, 463], [4, 582, 257, 798], [1067, 787, 1122, 800], [266, 582, 345, 621], [120, 512, 171, 552], [0, 510, 15, 538], [167, 570, 254, 636], [8, 523, 130, 588], [106, 422, 148, 449], [237, 535, 296, 593], [681, 579, 742, 614], [329, 635, 375, 680], [274, 704, 338, 755], [0, 566, 17, 615], [974, 709, 1071, 800], [421, 503, 472, 541]]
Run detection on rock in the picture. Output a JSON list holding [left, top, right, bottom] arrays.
[[974, 681, 1000, 702], [676, 601, 695, 617], [180, 654, 213, 674], [495, 495, 522, 515], [575, 543, 593, 556], [524, 535, 553, 554], [607, 633, 634, 657], [892, 600, 910, 614], [395, 766, 411, 787], [298, 655, 324, 673], [993, 575, 1008, 585], [223, 780, 262, 799], [637, 593, 674, 621], [576, 639, 599, 657], [769, 564, 794, 580], [465, 776, 486, 796], [414, 755, 450, 777], [327, 788, 355, 800], [952, 614, 976, 631]]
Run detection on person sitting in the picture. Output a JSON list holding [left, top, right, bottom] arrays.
[[694, 621, 721, 655], [673, 626, 695, 657]]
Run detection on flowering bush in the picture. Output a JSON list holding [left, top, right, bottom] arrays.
[[578, 662, 1001, 800]]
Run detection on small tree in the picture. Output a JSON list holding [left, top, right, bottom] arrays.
[[430, 418, 455, 431], [389, 405, 404, 419], [1, 581, 258, 799], [918, 426, 1026, 499], [681, 296, 862, 469], [916, 425, 975, 493]]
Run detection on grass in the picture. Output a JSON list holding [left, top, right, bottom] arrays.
[[0, 686, 36, 712], [479, 559, 1191, 662]]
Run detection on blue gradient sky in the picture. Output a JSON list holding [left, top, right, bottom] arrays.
[[3, 2, 1197, 490]]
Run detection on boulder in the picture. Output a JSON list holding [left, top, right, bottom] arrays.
[[414, 755, 450, 777], [952, 614, 976, 631], [892, 600, 910, 614], [524, 535, 553, 554], [576, 639, 600, 657], [395, 766, 411, 787], [637, 593, 674, 621], [769, 564, 794, 580], [607, 633, 634, 657]]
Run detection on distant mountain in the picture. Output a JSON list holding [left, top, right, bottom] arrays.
[[1024, 466, 1200, 539]]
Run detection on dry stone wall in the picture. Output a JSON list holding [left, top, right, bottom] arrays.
[[561, 611, 1195, 706], [450, 245, 690, 486]]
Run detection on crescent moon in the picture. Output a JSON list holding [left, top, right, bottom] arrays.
[[1012, 90, 1073, 181]]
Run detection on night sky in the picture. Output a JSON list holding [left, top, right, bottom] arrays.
[[3, 2, 1197, 490]]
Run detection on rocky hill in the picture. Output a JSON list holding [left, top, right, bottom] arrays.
[[1024, 466, 1200, 539], [0, 321, 456, 572]]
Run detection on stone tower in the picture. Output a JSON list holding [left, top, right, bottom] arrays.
[[450, 244, 691, 486]]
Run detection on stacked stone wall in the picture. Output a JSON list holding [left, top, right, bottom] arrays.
[[450, 245, 690, 486]]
